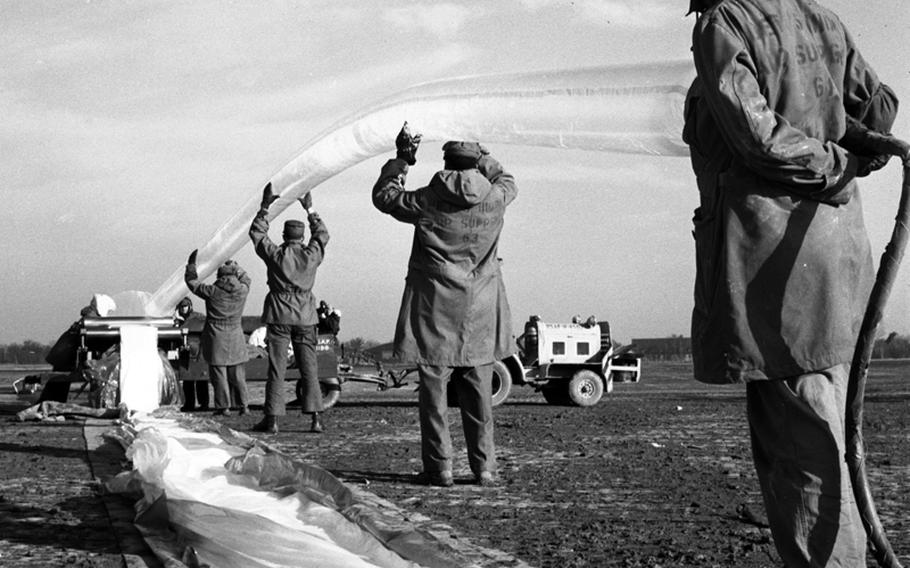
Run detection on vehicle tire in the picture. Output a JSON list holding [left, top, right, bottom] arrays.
[[490, 360, 512, 407], [541, 381, 570, 406], [314, 377, 341, 410], [567, 370, 604, 407], [445, 362, 512, 407]]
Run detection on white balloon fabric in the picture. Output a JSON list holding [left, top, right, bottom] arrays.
[[146, 60, 695, 315]]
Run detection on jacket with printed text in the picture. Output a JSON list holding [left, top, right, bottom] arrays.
[[684, 0, 899, 383], [373, 155, 517, 366]]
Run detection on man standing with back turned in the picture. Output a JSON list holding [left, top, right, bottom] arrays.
[[373, 122, 517, 487], [684, 0, 909, 565], [249, 185, 330, 434]]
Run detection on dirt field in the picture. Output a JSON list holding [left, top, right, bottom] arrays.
[[2, 360, 909, 567]]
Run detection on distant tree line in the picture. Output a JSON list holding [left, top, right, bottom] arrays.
[[631, 332, 910, 362], [0, 340, 52, 365], [5, 332, 910, 365]]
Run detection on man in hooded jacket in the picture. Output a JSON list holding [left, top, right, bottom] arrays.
[[684, 0, 909, 564], [185, 255, 251, 416], [249, 187, 329, 434], [373, 122, 517, 487]]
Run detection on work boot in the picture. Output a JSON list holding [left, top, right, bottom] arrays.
[[251, 415, 278, 434], [213, 408, 231, 417], [417, 471, 454, 487], [309, 412, 324, 433], [475, 471, 497, 487]]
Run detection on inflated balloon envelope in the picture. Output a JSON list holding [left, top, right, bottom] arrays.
[[145, 60, 696, 316]]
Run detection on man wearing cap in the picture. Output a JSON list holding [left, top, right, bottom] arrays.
[[184, 255, 251, 416], [249, 186, 329, 434], [684, 0, 908, 564], [372, 122, 517, 487]]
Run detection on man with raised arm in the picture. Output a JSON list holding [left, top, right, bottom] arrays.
[[372, 122, 517, 487], [249, 185, 329, 434]]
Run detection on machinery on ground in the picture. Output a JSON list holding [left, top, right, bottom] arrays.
[[490, 315, 642, 407], [179, 316, 405, 410]]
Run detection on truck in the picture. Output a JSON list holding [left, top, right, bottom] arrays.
[[484, 315, 642, 407]]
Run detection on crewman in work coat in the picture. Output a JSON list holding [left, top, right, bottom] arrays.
[[684, 0, 908, 564], [373, 122, 517, 487], [174, 297, 210, 412], [184, 254, 251, 416], [249, 186, 329, 434]]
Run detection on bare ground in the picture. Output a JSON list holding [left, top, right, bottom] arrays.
[[1, 360, 909, 567]]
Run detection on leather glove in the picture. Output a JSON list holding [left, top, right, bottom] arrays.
[[300, 192, 313, 211], [395, 121, 422, 165], [184, 249, 198, 280], [260, 182, 279, 209]]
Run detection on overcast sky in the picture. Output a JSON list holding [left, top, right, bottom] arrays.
[[2, 0, 908, 347]]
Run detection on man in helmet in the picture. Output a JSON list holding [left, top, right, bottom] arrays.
[[372, 122, 517, 487], [249, 186, 329, 434], [184, 256, 251, 416], [683, 0, 909, 564]]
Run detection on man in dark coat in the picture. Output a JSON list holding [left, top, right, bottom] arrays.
[[373, 122, 517, 487], [684, 0, 908, 564], [249, 186, 330, 434], [174, 296, 210, 412], [184, 255, 251, 416]]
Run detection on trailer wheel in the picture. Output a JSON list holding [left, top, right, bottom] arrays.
[[490, 360, 512, 407], [445, 360, 513, 407], [541, 382, 569, 406], [308, 378, 340, 410], [567, 370, 604, 407]]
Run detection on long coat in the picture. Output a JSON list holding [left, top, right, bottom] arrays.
[[249, 209, 329, 326], [185, 267, 251, 366], [373, 155, 517, 366], [684, 0, 899, 383]]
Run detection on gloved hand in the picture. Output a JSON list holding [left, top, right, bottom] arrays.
[[184, 249, 199, 281], [395, 121, 422, 165], [299, 192, 313, 211], [261, 182, 279, 209]]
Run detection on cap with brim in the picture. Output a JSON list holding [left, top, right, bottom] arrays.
[[442, 141, 482, 161], [284, 219, 306, 239]]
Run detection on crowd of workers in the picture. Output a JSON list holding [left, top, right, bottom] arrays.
[[38, 0, 910, 564]]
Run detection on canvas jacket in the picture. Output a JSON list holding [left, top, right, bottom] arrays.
[[185, 266, 251, 366], [249, 208, 329, 326], [373, 156, 517, 366], [684, 0, 899, 383]]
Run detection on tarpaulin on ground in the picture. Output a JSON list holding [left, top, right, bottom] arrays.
[[104, 409, 477, 568]]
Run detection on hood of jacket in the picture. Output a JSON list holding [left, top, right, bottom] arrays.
[[429, 169, 492, 207], [215, 275, 244, 294]]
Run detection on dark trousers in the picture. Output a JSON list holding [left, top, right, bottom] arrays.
[[417, 364, 495, 476], [210, 364, 247, 410], [265, 324, 322, 416], [181, 380, 210, 410], [746, 364, 866, 567]]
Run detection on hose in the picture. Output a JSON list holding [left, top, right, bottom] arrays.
[[846, 162, 910, 568]]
